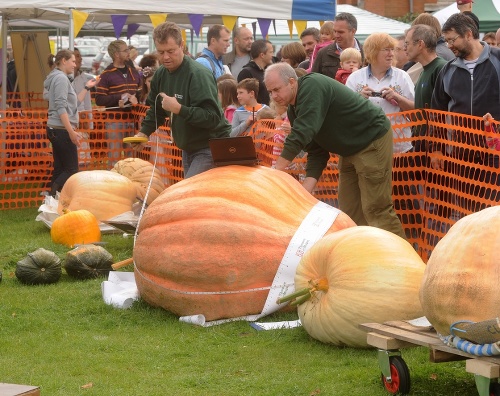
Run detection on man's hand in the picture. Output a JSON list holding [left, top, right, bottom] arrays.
[[160, 92, 182, 114], [131, 132, 149, 151]]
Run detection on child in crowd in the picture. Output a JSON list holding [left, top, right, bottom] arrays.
[[138, 66, 157, 104], [307, 21, 335, 72], [217, 78, 239, 123], [335, 48, 362, 85], [231, 78, 270, 137]]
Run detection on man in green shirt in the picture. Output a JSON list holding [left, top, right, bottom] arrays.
[[264, 63, 405, 239], [405, 24, 448, 110], [132, 22, 230, 178]]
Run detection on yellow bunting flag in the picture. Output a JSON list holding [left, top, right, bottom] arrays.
[[320, 20, 325, 26], [287, 20, 294, 39], [72, 10, 89, 38], [149, 14, 167, 28], [181, 29, 187, 44], [294, 21, 307, 38], [222, 15, 238, 32]]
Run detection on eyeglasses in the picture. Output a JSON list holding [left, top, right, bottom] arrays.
[[119, 48, 131, 53], [380, 48, 395, 53], [445, 35, 461, 46], [403, 40, 420, 48]]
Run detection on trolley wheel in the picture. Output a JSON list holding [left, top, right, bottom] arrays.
[[490, 382, 500, 396], [380, 355, 411, 395]]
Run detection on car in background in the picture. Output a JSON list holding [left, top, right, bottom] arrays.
[[75, 38, 102, 47], [77, 45, 101, 73]]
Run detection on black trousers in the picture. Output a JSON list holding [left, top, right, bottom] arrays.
[[46, 127, 78, 193]]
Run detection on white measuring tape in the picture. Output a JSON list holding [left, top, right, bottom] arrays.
[[179, 201, 340, 327]]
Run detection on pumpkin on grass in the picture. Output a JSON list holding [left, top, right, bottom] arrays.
[[57, 170, 137, 221], [133, 165, 356, 321], [291, 226, 425, 348], [16, 248, 62, 285], [51, 209, 101, 247], [420, 206, 500, 336], [111, 158, 165, 205], [64, 244, 114, 280]]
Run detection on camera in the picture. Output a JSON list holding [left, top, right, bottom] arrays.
[[371, 91, 383, 97]]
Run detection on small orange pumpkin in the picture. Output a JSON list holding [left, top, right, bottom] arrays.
[[51, 209, 101, 247]]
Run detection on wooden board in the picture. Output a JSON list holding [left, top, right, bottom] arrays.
[[0, 383, 40, 396], [360, 321, 500, 365]]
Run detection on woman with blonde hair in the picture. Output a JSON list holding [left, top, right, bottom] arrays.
[[43, 49, 98, 195], [346, 32, 414, 153]]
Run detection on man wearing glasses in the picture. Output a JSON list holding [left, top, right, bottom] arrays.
[[432, 13, 500, 125], [430, 13, 500, 212], [95, 40, 141, 165]]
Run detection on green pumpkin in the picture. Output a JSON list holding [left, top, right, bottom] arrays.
[[64, 244, 114, 280], [15, 248, 62, 285]]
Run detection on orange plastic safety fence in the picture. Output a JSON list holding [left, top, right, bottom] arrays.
[[2, 104, 499, 261]]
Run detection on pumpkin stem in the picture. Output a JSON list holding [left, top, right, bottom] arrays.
[[276, 278, 329, 306], [276, 287, 310, 305]]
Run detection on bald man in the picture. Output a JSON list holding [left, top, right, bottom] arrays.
[[223, 27, 254, 78]]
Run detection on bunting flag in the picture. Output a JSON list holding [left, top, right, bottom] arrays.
[[294, 21, 307, 38], [287, 20, 294, 38], [181, 29, 187, 44], [149, 14, 167, 28], [257, 18, 272, 39], [320, 20, 325, 26], [111, 15, 128, 38], [222, 15, 238, 32], [72, 10, 89, 38], [272, 20, 277, 36], [251, 22, 257, 39], [188, 14, 204, 37], [127, 24, 140, 40]]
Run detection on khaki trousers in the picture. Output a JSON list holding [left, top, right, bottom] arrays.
[[338, 128, 406, 240]]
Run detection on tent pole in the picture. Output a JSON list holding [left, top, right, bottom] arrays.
[[69, 8, 74, 50], [1, 13, 7, 111]]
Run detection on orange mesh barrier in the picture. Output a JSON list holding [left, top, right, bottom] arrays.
[[1, 100, 499, 261]]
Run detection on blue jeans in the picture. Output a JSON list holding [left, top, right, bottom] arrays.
[[46, 127, 78, 194], [106, 121, 135, 166], [182, 147, 214, 178]]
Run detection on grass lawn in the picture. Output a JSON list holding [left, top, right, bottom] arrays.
[[0, 208, 481, 395]]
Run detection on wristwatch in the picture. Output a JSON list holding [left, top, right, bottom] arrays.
[[84, 85, 91, 90]]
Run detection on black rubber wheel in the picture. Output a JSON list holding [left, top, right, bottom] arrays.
[[380, 355, 411, 395], [490, 382, 500, 396]]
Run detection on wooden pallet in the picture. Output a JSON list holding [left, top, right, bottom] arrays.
[[360, 321, 500, 396]]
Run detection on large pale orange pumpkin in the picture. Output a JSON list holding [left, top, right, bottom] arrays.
[[295, 226, 425, 348], [111, 158, 165, 205], [133, 165, 356, 321], [420, 206, 500, 336], [58, 170, 137, 221]]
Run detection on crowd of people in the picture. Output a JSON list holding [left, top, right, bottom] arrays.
[[35, 0, 500, 240]]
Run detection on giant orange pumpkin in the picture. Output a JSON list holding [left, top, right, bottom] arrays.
[[133, 165, 356, 321], [420, 206, 500, 335], [295, 226, 426, 348], [58, 170, 137, 221]]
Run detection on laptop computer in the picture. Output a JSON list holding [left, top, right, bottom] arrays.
[[209, 136, 260, 167]]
